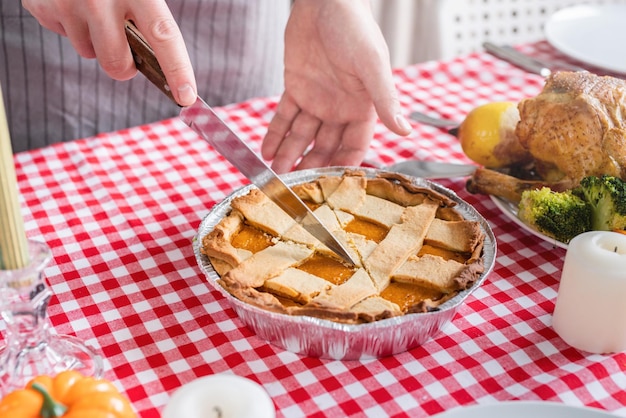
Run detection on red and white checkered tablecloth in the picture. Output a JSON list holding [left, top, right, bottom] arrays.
[[6, 41, 626, 417]]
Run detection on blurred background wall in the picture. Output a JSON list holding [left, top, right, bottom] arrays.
[[370, 0, 626, 67]]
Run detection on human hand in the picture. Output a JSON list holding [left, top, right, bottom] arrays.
[[261, 0, 412, 174], [21, 0, 197, 106]]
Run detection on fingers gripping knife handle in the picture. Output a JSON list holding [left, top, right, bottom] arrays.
[[124, 21, 177, 104]]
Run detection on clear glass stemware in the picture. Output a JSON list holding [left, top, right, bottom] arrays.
[[0, 240, 103, 395]]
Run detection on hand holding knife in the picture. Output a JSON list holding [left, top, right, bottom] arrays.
[[124, 21, 357, 265]]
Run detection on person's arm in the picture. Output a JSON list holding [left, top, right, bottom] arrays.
[[261, 0, 412, 174], [22, 0, 197, 106]]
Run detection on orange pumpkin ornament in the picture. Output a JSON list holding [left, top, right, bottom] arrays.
[[0, 370, 136, 418]]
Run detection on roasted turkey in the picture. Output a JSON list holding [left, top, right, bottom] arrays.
[[467, 71, 626, 202], [516, 71, 626, 184]]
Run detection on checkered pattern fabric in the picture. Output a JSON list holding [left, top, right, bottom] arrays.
[[5, 41, 626, 417]]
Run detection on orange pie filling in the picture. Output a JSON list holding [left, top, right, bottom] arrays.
[[202, 171, 485, 324]]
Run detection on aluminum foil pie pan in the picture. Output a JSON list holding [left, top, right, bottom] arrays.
[[193, 167, 496, 360]]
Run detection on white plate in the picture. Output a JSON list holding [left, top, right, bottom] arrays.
[[490, 195, 568, 249], [433, 401, 618, 418], [545, 5, 626, 74]]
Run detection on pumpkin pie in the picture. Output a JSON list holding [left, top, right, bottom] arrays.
[[202, 170, 485, 324]]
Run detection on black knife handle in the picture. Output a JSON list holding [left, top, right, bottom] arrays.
[[124, 21, 177, 104]]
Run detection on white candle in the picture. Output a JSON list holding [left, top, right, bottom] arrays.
[[552, 231, 626, 354], [162, 374, 275, 418]]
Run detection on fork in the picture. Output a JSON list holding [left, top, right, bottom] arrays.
[[408, 111, 458, 128]]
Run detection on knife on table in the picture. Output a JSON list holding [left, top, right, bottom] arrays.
[[483, 42, 586, 77], [124, 22, 357, 265]]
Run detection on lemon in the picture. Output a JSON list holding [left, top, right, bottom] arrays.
[[458, 101, 530, 168]]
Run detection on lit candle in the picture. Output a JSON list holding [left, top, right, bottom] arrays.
[[552, 231, 626, 354], [162, 374, 275, 418]]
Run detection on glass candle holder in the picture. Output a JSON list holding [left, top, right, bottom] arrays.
[[0, 240, 103, 395]]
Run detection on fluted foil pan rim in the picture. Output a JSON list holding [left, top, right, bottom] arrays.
[[193, 167, 496, 360]]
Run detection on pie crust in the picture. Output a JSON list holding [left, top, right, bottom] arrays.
[[202, 170, 485, 324]]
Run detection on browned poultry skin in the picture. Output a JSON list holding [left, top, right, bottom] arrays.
[[516, 71, 626, 183], [466, 167, 575, 204]]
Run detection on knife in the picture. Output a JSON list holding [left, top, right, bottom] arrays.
[[483, 42, 586, 77], [124, 22, 357, 265], [385, 160, 477, 179]]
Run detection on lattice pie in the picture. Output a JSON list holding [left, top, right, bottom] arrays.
[[202, 170, 485, 324]]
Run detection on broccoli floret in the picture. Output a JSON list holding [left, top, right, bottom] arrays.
[[518, 187, 592, 243], [577, 175, 626, 231]]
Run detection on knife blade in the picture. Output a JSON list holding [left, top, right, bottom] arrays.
[[385, 160, 477, 179], [124, 21, 357, 265], [483, 42, 586, 77]]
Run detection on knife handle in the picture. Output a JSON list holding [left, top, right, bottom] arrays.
[[124, 21, 177, 104]]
